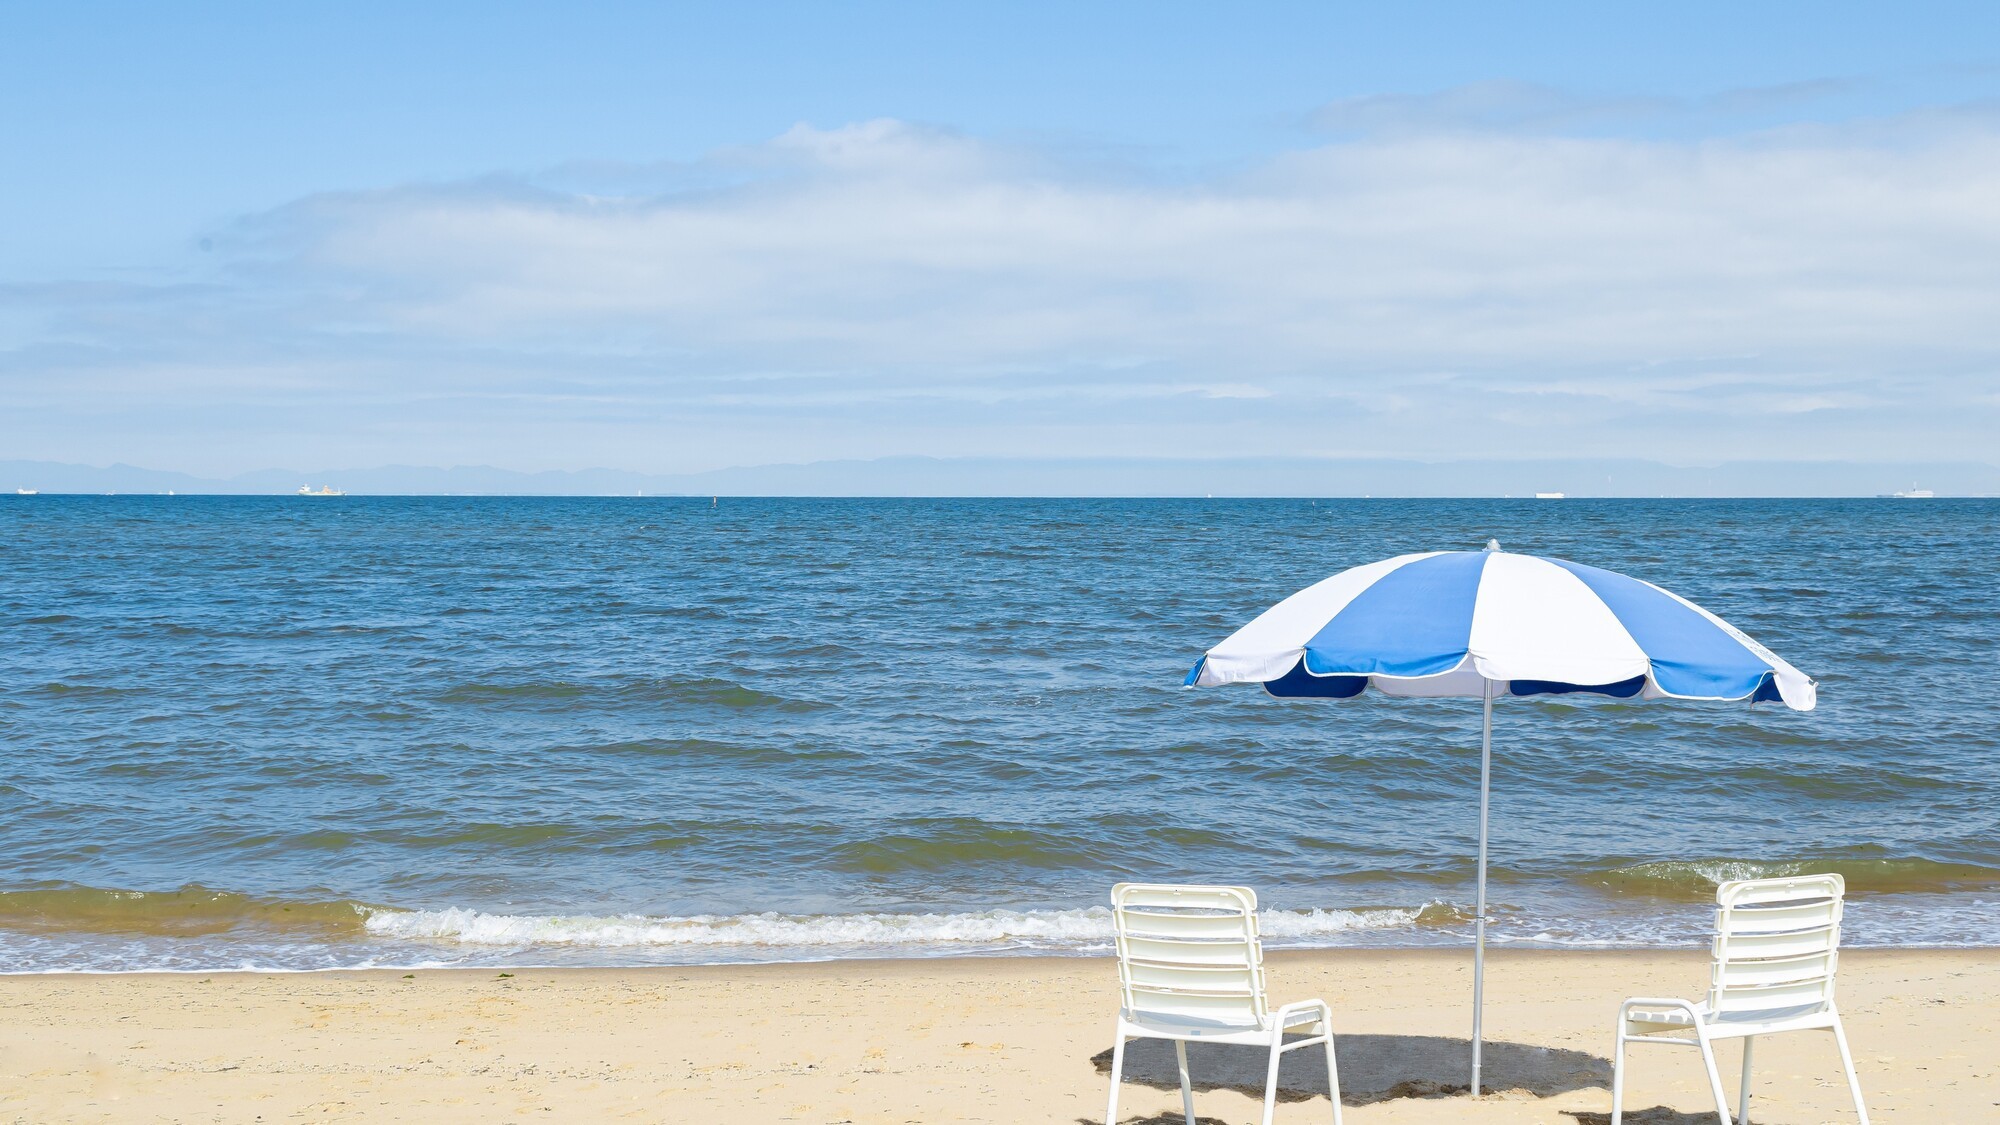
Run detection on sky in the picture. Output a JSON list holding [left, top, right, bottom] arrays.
[[4, 2, 1999, 480]]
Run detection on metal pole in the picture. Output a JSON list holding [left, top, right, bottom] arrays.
[[1472, 679, 1493, 1096]]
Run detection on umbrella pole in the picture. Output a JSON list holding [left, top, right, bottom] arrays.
[[1472, 680, 1493, 1096]]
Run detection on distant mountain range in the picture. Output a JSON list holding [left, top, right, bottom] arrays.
[[3, 456, 1996, 497]]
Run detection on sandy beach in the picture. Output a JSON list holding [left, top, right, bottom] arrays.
[[2, 948, 1991, 1123]]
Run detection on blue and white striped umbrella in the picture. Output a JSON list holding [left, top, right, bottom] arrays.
[[1187, 541, 1814, 709], [1183, 540, 1816, 1095]]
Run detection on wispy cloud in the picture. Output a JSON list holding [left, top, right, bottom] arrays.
[[6, 109, 2000, 473]]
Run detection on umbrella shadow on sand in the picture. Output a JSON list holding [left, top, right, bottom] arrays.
[[1552, 1104, 1728, 1112], [1082, 1033, 1615, 1123]]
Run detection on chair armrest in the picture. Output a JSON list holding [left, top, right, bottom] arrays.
[[1274, 998, 1333, 1031], [1620, 996, 1698, 1015], [1619, 996, 1705, 1033]]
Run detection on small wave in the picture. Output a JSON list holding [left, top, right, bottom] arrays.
[[434, 676, 823, 712], [1584, 857, 2000, 899], [0, 885, 372, 938], [434, 681, 588, 703], [270, 622, 417, 639], [830, 819, 1116, 873], [613, 605, 730, 620], [25, 682, 142, 698], [640, 677, 827, 711], [570, 737, 860, 763], [362, 903, 1440, 949]]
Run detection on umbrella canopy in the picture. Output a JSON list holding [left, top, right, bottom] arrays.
[[1188, 542, 1813, 709], [1184, 541, 1815, 1095]]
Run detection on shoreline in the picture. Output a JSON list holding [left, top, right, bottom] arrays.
[[3, 947, 1991, 1122], [8, 876, 1995, 974], [3, 936, 1999, 978]]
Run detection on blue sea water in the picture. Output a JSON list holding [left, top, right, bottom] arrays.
[[0, 495, 1995, 971]]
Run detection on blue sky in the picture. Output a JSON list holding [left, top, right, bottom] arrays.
[[5, 2, 1998, 478]]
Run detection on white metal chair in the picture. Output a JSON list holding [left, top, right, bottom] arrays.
[[1612, 873, 1868, 1124], [1104, 883, 1340, 1125]]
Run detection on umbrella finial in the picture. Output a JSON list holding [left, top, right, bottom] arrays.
[[1485, 538, 1502, 552]]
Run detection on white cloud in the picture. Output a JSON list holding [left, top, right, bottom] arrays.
[[245, 119, 2000, 366], [8, 110, 2000, 471]]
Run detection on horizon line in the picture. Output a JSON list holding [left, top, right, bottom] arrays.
[[8, 492, 1992, 500]]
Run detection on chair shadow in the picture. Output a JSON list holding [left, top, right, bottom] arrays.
[[1084, 1033, 1611, 1111]]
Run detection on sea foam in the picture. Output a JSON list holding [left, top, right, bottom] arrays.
[[362, 903, 1438, 949]]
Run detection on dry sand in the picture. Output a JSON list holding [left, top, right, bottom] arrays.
[[1, 949, 1992, 1123]]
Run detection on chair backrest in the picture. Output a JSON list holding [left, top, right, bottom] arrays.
[[1110, 882, 1268, 1027], [1708, 873, 1845, 1019]]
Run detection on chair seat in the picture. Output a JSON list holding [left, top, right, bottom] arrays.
[[1626, 1000, 1834, 1036], [1120, 1004, 1323, 1044]]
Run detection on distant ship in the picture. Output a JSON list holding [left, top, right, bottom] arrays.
[[1877, 486, 1935, 499], [1535, 492, 1565, 500], [14, 488, 37, 495], [297, 485, 346, 497]]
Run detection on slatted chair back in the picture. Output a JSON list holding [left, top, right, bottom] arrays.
[[1110, 883, 1269, 1028], [1707, 873, 1845, 1020]]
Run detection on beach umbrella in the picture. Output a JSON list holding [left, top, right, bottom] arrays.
[[1183, 540, 1815, 1095]]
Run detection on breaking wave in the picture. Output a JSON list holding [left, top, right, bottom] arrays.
[[1582, 857, 2000, 900], [362, 902, 1454, 950], [0, 885, 371, 938]]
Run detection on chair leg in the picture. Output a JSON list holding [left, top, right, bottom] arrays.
[[1104, 1033, 1126, 1125], [1610, 1023, 1627, 1125], [1737, 1035, 1754, 1124], [1174, 1039, 1195, 1125], [1831, 1015, 1870, 1124], [1260, 1036, 1284, 1125], [1695, 1028, 1734, 1125], [1323, 1027, 1342, 1125]]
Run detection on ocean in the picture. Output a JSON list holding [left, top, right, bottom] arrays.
[[1, 496, 1995, 972]]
